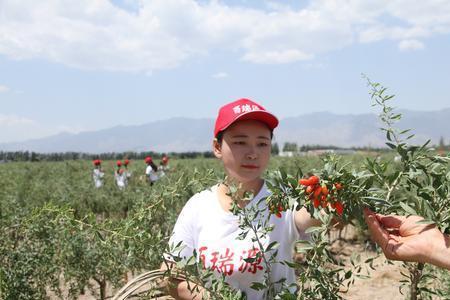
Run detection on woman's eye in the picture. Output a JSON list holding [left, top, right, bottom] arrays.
[[233, 141, 246, 145], [258, 142, 269, 147]]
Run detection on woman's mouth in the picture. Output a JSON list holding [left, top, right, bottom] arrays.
[[241, 164, 259, 169]]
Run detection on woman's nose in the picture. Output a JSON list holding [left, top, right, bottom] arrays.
[[246, 147, 257, 160]]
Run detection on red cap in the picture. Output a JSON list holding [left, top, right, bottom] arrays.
[[145, 156, 152, 163], [214, 98, 278, 137], [93, 159, 101, 166], [116, 160, 122, 167], [124, 159, 130, 165]]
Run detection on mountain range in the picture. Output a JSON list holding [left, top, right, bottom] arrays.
[[1, 109, 449, 153]]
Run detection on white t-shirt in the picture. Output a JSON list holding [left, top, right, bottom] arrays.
[[115, 172, 127, 189], [145, 165, 158, 182], [92, 168, 104, 188], [166, 183, 308, 299]]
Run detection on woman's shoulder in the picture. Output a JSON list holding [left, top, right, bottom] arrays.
[[184, 185, 218, 207]]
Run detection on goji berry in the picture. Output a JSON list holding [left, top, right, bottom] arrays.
[[299, 178, 310, 186], [313, 186, 322, 197], [313, 197, 320, 208], [322, 185, 329, 196], [309, 175, 319, 186], [335, 201, 344, 215]]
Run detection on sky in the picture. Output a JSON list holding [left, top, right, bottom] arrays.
[[1, 0, 449, 143]]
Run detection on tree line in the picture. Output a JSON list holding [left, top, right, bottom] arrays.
[[1, 138, 447, 162]]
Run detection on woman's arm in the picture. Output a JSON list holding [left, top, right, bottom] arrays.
[[294, 207, 322, 234]]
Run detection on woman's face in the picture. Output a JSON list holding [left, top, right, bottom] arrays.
[[213, 119, 272, 185]]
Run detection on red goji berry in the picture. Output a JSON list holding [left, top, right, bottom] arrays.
[[322, 185, 329, 196], [334, 183, 343, 190], [313, 186, 322, 197], [309, 175, 319, 186], [335, 201, 344, 215], [299, 178, 310, 186], [313, 197, 320, 208]]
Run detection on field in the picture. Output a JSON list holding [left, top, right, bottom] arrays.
[[1, 153, 449, 300]]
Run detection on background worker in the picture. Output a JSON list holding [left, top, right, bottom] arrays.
[[114, 160, 127, 189], [145, 156, 159, 185], [92, 159, 104, 188]]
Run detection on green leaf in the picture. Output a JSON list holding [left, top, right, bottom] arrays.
[[386, 142, 396, 149], [305, 226, 323, 234], [399, 202, 417, 215], [386, 130, 392, 142], [415, 220, 435, 225], [250, 282, 266, 291]]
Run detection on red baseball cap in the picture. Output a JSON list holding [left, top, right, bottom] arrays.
[[116, 160, 122, 167], [124, 159, 130, 165], [93, 159, 101, 166], [145, 156, 152, 163], [214, 98, 278, 137]]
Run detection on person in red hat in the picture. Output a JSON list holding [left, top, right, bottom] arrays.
[[123, 158, 132, 182], [158, 154, 170, 178], [114, 160, 127, 189], [162, 98, 321, 299], [92, 159, 104, 188], [144, 156, 158, 185]]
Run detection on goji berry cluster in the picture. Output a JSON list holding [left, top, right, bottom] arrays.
[[299, 175, 344, 216], [269, 204, 284, 218]]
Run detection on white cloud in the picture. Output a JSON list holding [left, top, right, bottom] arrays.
[[243, 49, 313, 64], [0, 114, 34, 126], [0, 0, 449, 71], [212, 72, 228, 79], [0, 114, 69, 143], [0, 85, 10, 93], [56, 125, 86, 134], [398, 39, 425, 51]]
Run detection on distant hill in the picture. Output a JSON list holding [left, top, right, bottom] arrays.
[[1, 109, 449, 153]]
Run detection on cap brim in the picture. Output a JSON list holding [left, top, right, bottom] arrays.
[[220, 110, 279, 134]]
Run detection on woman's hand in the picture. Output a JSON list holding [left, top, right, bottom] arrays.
[[364, 208, 450, 270]]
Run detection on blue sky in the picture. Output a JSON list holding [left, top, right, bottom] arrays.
[[1, 0, 449, 143]]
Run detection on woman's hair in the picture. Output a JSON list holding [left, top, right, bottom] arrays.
[[150, 161, 158, 172], [215, 129, 274, 145]]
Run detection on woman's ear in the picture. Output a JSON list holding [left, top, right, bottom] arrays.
[[213, 138, 222, 159]]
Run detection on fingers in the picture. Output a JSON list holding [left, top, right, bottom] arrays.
[[365, 208, 405, 229], [377, 215, 405, 229], [364, 209, 390, 249]]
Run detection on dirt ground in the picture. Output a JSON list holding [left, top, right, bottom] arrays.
[[329, 226, 406, 300]]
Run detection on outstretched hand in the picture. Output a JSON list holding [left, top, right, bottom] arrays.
[[363, 208, 450, 269]]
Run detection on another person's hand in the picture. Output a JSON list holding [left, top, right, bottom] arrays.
[[364, 208, 450, 270]]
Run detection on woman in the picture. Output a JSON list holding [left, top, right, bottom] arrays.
[[92, 159, 104, 188], [145, 156, 159, 185], [162, 98, 320, 299], [115, 160, 127, 189]]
